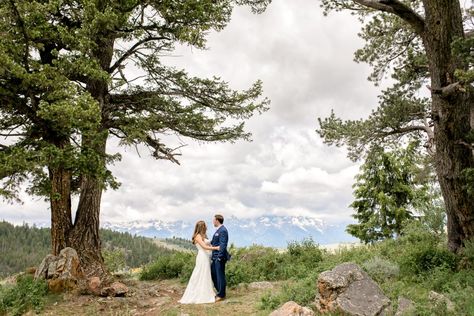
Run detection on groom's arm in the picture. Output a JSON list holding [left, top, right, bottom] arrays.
[[217, 229, 228, 260]]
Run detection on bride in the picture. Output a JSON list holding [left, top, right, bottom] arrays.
[[179, 220, 219, 304]]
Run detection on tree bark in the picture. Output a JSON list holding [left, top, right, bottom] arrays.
[[422, 0, 474, 252], [49, 166, 73, 256], [68, 134, 108, 278]]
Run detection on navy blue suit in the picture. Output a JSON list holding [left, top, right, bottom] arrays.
[[210, 225, 228, 298]]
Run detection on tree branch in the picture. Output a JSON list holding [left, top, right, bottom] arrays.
[[379, 125, 432, 137], [427, 82, 466, 98], [456, 140, 474, 151], [353, 0, 425, 35], [9, 0, 30, 70], [0, 133, 26, 137], [465, 30, 474, 38], [109, 36, 170, 73], [145, 136, 182, 165]]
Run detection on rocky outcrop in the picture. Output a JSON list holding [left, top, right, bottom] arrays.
[[270, 301, 315, 316], [316, 262, 390, 316], [429, 291, 455, 312], [35, 247, 83, 293], [100, 281, 129, 297], [395, 297, 415, 316]]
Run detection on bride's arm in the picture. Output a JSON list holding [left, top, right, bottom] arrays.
[[195, 235, 219, 250]]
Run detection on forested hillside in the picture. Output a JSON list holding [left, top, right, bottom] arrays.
[[163, 237, 195, 251], [0, 221, 173, 278]]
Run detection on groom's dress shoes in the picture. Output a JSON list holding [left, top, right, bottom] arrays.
[[215, 296, 225, 302]]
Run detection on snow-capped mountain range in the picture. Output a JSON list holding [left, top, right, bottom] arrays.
[[101, 215, 356, 247]]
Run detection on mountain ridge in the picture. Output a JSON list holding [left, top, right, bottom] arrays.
[[101, 215, 356, 247]]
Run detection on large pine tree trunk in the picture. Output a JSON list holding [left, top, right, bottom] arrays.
[[68, 134, 108, 278], [423, 0, 474, 252], [49, 166, 73, 256]]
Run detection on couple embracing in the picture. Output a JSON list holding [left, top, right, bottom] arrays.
[[179, 214, 230, 304]]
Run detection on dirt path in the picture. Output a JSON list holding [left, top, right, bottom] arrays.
[[39, 279, 276, 316]]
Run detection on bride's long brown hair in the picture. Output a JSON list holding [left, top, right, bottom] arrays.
[[192, 221, 207, 244]]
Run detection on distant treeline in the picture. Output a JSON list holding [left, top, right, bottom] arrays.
[[0, 221, 174, 278], [163, 236, 195, 250]]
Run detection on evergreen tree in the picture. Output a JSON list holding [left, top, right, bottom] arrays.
[[347, 143, 423, 243], [318, 0, 474, 252]]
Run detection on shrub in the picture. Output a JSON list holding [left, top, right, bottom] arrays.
[[226, 246, 285, 286], [399, 221, 440, 245], [400, 246, 458, 275], [139, 252, 194, 281], [0, 274, 48, 316], [103, 249, 126, 273], [286, 238, 323, 269], [388, 221, 459, 275], [460, 237, 474, 269], [259, 272, 317, 311], [362, 256, 399, 283], [448, 285, 474, 316]]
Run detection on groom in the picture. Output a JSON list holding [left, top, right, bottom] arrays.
[[210, 214, 229, 302]]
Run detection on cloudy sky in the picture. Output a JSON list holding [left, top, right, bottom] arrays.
[[2, 0, 382, 227]]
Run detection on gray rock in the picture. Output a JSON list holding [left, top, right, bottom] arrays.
[[429, 291, 455, 312], [34, 247, 83, 293], [270, 301, 315, 316], [100, 281, 129, 297], [35, 254, 58, 279], [395, 297, 415, 316], [316, 262, 390, 316]]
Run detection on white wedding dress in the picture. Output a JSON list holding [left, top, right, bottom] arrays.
[[178, 239, 216, 304]]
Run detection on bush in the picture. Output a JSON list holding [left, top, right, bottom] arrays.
[[226, 246, 286, 286], [362, 256, 399, 283], [139, 252, 194, 281], [103, 249, 126, 273], [460, 237, 474, 269], [0, 274, 48, 316], [259, 272, 317, 311], [315, 244, 374, 276], [285, 238, 324, 271], [387, 221, 459, 275], [400, 245, 458, 275], [448, 285, 474, 316]]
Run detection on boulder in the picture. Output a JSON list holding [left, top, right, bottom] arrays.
[[88, 276, 102, 295], [316, 262, 390, 316], [395, 297, 415, 316], [428, 291, 455, 312], [35, 254, 58, 279], [0, 274, 18, 286], [100, 281, 129, 297], [48, 277, 78, 293], [34, 247, 83, 293], [270, 301, 315, 316], [25, 267, 36, 275]]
